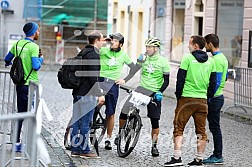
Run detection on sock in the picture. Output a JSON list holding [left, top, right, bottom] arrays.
[[174, 150, 182, 160], [152, 140, 157, 148], [105, 134, 112, 141], [196, 152, 204, 161]]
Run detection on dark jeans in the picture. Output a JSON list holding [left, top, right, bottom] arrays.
[[16, 85, 29, 143], [207, 95, 224, 158]]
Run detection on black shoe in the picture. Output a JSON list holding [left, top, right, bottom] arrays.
[[188, 158, 204, 166], [105, 140, 112, 150], [164, 157, 183, 167], [151, 147, 159, 157], [114, 135, 119, 145]]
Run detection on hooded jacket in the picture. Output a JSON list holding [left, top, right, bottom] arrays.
[[175, 50, 216, 100]]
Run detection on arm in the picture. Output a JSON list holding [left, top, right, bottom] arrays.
[[207, 72, 217, 99], [175, 68, 187, 100], [31, 57, 44, 71], [159, 74, 170, 93], [116, 63, 141, 85], [4, 52, 14, 66], [124, 63, 141, 82], [214, 72, 222, 94], [88, 56, 103, 96]]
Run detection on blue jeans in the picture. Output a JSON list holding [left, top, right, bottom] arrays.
[[70, 95, 97, 154], [207, 95, 224, 158]]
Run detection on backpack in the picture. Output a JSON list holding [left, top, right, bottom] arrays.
[[10, 41, 33, 85], [57, 50, 91, 89]]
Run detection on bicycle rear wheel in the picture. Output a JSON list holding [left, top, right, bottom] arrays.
[[117, 111, 142, 158]]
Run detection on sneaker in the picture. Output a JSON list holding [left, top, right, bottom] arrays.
[[151, 147, 159, 157], [203, 155, 224, 164], [71, 152, 80, 157], [80, 153, 101, 159], [188, 158, 204, 166], [105, 140, 112, 150], [114, 135, 119, 145], [164, 157, 183, 166], [13, 143, 24, 153]]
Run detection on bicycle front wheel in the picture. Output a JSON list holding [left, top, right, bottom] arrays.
[[117, 112, 142, 158]]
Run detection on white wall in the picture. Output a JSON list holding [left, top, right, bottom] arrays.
[[115, 0, 153, 60]]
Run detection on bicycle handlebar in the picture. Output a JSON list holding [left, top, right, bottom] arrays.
[[119, 86, 132, 93]]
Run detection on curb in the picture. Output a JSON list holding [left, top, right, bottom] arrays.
[[41, 127, 76, 167]]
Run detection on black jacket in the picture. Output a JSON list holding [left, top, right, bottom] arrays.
[[72, 45, 103, 96]]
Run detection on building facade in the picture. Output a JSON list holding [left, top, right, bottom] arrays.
[[112, 0, 252, 68]]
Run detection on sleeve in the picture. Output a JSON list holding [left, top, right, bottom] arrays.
[[207, 59, 217, 98], [32, 57, 44, 71], [162, 57, 171, 75], [179, 55, 189, 71], [88, 53, 103, 96], [4, 42, 17, 64], [159, 74, 170, 93], [175, 68, 187, 100], [31, 44, 43, 71], [124, 53, 133, 65], [5, 52, 14, 65]]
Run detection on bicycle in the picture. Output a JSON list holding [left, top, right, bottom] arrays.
[[116, 86, 155, 158], [63, 104, 107, 155]]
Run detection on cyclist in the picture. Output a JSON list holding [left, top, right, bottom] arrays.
[[99, 33, 135, 150], [115, 37, 170, 157]]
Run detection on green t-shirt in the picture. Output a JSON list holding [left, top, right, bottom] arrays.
[[180, 54, 216, 99], [139, 53, 170, 92], [213, 53, 228, 97], [10, 39, 39, 85], [100, 47, 132, 80]]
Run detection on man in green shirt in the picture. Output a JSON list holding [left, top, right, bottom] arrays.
[[203, 34, 228, 165], [164, 35, 216, 167], [5, 22, 44, 152], [115, 37, 171, 157], [99, 33, 135, 150]]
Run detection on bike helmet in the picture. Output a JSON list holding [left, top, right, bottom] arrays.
[[109, 33, 124, 46], [145, 37, 161, 47]]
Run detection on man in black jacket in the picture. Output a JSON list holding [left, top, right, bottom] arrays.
[[70, 31, 105, 158]]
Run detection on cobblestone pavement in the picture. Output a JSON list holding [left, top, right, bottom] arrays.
[[38, 71, 252, 167]]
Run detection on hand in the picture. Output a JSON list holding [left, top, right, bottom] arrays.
[[137, 54, 146, 63], [5, 62, 12, 67], [154, 91, 163, 101], [98, 96, 105, 105], [115, 79, 125, 85]]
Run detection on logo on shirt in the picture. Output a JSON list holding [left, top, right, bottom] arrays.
[[146, 64, 155, 76], [108, 57, 117, 67]]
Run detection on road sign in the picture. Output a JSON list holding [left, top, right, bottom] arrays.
[[1, 0, 9, 10]]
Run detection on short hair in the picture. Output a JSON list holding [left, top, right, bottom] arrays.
[[191, 35, 206, 49], [88, 31, 102, 44], [204, 34, 219, 48]]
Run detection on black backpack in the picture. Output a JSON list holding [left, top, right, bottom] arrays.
[[57, 50, 91, 89], [10, 41, 33, 85]]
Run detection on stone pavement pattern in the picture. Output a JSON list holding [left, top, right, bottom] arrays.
[[38, 71, 252, 167]]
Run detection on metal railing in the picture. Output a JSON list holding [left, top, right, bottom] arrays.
[[0, 79, 52, 166], [0, 70, 16, 147], [224, 66, 252, 113]]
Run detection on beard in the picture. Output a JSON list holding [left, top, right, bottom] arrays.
[[206, 48, 211, 52]]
